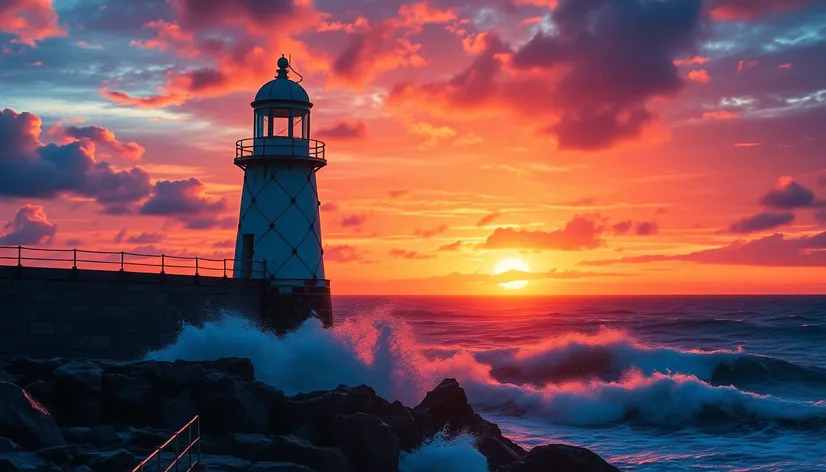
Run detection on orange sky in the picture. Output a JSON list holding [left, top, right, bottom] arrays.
[[1, 0, 825, 295]]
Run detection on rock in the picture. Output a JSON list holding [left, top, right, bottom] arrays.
[[73, 466, 92, 472], [0, 381, 65, 451], [53, 362, 103, 426], [271, 435, 351, 472], [206, 433, 273, 462], [60, 425, 117, 448], [123, 427, 174, 450], [249, 463, 316, 472], [196, 454, 251, 472], [76, 449, 136, 472], [0, 437, 21, 453], [2, 358, 60, 384], [102, 374, 154, 426], [156, 391, 199, 430], [0, 453, 61, 472], [413, 379, 526, 470], [504, 444, 621, 472], [23, 382, 55, 415], [331, 413, 398, 472], [34, 444, 79, 464], [198, 358, 255, 382], [196, 373, 269, 435]]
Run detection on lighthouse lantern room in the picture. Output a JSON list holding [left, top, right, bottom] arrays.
[[233, 55, 331, 329]]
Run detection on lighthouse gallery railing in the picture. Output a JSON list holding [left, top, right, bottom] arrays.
[[0, 245, 267, 279], [235, 137, 326, 160]]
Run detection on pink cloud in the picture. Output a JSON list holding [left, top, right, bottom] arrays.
[[687, 69, 711, 84], [0, 0, 65, 46], [483, 215, 605, 251], [47, 123, 145, 161], [0, 204, 56, 246]]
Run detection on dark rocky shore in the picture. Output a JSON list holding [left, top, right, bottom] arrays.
[[0, 357, 620, 472]]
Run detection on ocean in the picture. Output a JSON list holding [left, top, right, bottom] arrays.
[[149, 295, 826, 471]]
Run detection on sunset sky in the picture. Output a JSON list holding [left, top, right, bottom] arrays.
[[1, 0, 825, 295]]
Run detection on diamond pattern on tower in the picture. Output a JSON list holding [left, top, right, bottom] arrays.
[[238, 163, 324, 280]]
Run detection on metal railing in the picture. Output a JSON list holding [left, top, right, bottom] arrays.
[[235, 137, 326, 160], [0, 245, 268, 279], [132, 415, 201, 472]]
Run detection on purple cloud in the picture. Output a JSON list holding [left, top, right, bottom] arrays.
[[728, 212, 795, 234], [0, 204, 57, 246]]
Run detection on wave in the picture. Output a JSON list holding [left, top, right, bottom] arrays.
[[475, 328, 826, 389], [145, 312, 826, 433]]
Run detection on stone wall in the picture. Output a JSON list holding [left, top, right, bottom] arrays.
[[0, 265, 266, 360]]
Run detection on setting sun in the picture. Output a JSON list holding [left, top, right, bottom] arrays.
[[494, 258, 531, 290]]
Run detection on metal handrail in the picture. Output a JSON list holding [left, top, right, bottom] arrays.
[[0, 245, 268, 279], [235, 137, 326, 160], [132, 415, 201, 472]]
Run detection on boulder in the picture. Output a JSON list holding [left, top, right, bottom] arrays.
[[206, 433, 273, 462], [102, 374, 154, 425], [0, 437, 21, 453], [156, 391, 199, 430], [0, 381, 65, 451], [504, 444, 621, 472], [249, 463, 316, 472], [413, 379, 526, 470], [75, 449, 136, 472], [331, 413, 399, 472], [23, 382, 55, 415], [0, 453, 61, 472], [52, 362, 103, 426], [1, 358, 60, 384], [60, 425, 117, 448], [195, 373, 269, 435], [195, 454, 251, 472], [271, 435, 351, 472]]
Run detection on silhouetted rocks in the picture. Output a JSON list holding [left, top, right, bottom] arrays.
[[0, 357, 622, 471]]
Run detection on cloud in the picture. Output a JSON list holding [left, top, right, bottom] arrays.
[[316, 120, 367, 140], [320, 202, 339, 212], [0, 109, 152, 213], [709, 0, 811, 21], [483, 215, 605, 251], [819, 171, 826, 187], [139, 178, 230, 228], [389, 249, 434, 260], [389, 0, 705, 150], [702, 110, 739, 120], [687, 69, 711, 84], [438, 240, 464, 251], [0, 0, 65, 46], [759, 177, 817, 209], [477, 212, 501, 226], [126, 232, 166, 244], [414, 224, 448, 238], [0, 204, 56, 246], [581, 232, 826, 267], [388, 190, 410, 199], [341, 214, 367, 228], [48, 123, 145, 161], [324, 244, 371, 264], [213, 239, 234, 248], [728, 212, 796, 234], [113, 228, 127, 243], [612, 220, 660, 236]]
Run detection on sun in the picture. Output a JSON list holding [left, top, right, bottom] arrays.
[[494, 258, 531, 290]]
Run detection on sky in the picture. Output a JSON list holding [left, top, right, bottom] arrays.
[[1, 0, 825, 295]]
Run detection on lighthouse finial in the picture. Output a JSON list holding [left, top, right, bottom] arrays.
[[276, 54, 290, 79]]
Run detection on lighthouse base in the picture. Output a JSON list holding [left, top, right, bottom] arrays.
[[259, 283, 333, 335]]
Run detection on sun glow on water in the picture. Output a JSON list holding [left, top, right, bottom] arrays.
[[493, 258, 531, 290]]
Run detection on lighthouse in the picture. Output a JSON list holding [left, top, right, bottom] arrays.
[[233, 55, 332, 331]]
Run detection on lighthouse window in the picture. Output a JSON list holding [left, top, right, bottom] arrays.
[[292, 110, 309, 139], [271, 108, 291, 137], [255, 110, 269, 138]]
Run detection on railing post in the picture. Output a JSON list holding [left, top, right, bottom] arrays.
[[223, 259, 227, 278], [17, 246, 22, 267], [175, 435, 180, 472], [161, 254, 165, 275], [196, 416, 201, 462], [72, 249, 77, 270], [188, 423, 193, 468], [195, 257, 199, 276], [120, 252, 125, 272], [156, 451, 160, 472]]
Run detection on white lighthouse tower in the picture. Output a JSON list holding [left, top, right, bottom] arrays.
[[233, 55, 331, 330]]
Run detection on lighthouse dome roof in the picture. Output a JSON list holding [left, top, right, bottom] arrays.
[[254, 77, 310, 103]]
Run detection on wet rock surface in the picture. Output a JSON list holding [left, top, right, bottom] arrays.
[[0, 357, 621, 471]]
